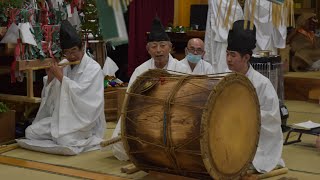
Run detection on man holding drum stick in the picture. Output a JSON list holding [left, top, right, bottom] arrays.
[[226, 20, 285, 173]]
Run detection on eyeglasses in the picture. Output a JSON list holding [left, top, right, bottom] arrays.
[[186, 47, 204, 54], [63, 48, 81, 57]]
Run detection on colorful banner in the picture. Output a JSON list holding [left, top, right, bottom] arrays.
[[96, 0, 128, 46]]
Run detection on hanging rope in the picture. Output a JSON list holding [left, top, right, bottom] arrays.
[[218, 0, 295, 30]]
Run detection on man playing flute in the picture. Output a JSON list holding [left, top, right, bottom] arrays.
[[17, 20, 106, 155]]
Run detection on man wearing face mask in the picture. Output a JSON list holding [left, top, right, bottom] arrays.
[[180, 38, 214, 75]]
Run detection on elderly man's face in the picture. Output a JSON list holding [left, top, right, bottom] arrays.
[[146, 41, 172, 68], [63, 46, 84, 62], [185, 38, 205, 58]]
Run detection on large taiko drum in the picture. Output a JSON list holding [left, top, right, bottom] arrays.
[[121, 69, 260, 179]]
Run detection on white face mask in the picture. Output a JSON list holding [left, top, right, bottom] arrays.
[[186, 53, 201, 64]]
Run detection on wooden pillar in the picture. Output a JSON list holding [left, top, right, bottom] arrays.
[[117, 87, 127, 119], [26, 69, 34, 98], [88, 41, 106, 68]]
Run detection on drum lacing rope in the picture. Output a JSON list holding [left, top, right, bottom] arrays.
[[125, 136, 165, 149], [126, 92, 165, 102], [163, 74, 190, 174], [124, 103, 163, 113], [174, 133, 204, 153], [126, 91, 208, 110], [124, 110, 164, 147], [122, 82, 209, 155]]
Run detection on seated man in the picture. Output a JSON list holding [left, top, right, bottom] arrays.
[[110, 17, 189, 161], [288, 13, 320, 71], [180, 38, 214, 74], [17, 20, 106, 155], [226, 20, 284, 173]]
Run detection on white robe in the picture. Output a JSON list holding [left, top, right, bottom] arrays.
[[244, 0, 287, 54], [204, 0, 243, 73], [246, 65, 284, 172], [180, 58, 214, 75], [17, 54, 106, 155], [111, 54, 189, 161]]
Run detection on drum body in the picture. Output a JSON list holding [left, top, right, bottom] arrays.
[[121, 69, 260, 179]]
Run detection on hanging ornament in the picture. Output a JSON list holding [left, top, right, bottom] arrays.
[[220, 0, 295, 30]]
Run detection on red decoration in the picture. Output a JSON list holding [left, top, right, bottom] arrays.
[[7, 8, 19, 27], [42, 25, 59, 59]]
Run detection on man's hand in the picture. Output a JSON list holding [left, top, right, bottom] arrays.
[[45, 67, 54, 85], [46, 62, 64, 83]]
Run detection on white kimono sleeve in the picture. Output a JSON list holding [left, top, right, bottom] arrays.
[[252, 77, 284, 172], [57, 66, 105, 136]]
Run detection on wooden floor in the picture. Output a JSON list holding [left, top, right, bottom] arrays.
[[0, 100, 319, 180]]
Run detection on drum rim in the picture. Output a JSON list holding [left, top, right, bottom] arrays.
[[200, 73, 261, 179]]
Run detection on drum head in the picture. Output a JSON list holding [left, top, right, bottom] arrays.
[[201, 73, 260, 179]]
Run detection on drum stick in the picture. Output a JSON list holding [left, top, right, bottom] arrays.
[[126, 166, 139, 174], [258, 167, 288, 179], [247, 167, 288, 179], [100, 136, 122, 147], [121, 164, 137, 173], [247, 165, 283, 174]]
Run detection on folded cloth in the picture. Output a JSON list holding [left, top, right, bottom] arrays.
[[0, 23, 19, 44], [103, 56, 119, 77]]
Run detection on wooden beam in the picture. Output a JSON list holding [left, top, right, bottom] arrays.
[[143, 171, 197, 180], [0, 144, 19, 154], [17, 59, 56, 71], [0, 94, 41, 103], [0, 155, 127, 180]]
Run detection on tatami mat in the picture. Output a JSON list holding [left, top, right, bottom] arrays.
[[2, 148, 147, 179], [0, 100, 319, 179], [284, 100, 320, 116], [0, 164, 80, 180]]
